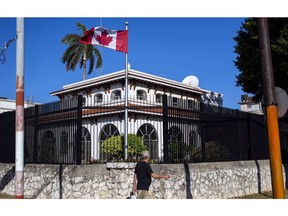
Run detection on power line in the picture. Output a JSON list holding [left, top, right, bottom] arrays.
[[0, 35, 17, 64]]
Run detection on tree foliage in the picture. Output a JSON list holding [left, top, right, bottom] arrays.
[[234, 18, 288, 101], [61, 23, 103, 80], [191, 141, 231, 162]]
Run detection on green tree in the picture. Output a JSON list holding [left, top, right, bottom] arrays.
[[61, 23, 103, 80], [192, 141, 231, 162], [234, 18, 288, 101], [101, 134, 147, 160]]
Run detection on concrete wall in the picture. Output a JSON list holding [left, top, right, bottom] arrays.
[[0, 160, 287, 199]]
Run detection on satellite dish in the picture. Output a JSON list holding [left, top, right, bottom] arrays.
[[262, 86, 288, 118], [182, 75, 199, 87]]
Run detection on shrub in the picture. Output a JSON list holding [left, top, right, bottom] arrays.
[[192, 141, 231, 162], [101, 134, 147, 161]]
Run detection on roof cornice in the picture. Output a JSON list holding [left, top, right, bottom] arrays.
[[50, 68, 211, 96]]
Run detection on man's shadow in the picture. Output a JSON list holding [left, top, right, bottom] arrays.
[[0, 166, 15, 191], [184, 158, 193, 199]]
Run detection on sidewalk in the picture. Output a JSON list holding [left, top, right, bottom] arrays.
[[233, 190, 288, 199]]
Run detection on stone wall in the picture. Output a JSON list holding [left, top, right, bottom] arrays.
[[0, 160, 287, 199]]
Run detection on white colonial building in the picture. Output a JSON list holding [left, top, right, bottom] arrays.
[[238, 94, 263, 115], [50, 69, 223, 162], [0, 97, 40, 114]]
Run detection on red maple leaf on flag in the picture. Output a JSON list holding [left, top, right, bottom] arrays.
[[96, 30, 113, 46]]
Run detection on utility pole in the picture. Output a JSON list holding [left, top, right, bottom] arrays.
[[15, 17, 25, 199], [258, 18, 285, 199], [124, 22, 128, 160]]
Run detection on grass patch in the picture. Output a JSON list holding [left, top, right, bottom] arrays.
[[231, 190, 288, 199], [0, 193, 15, 199]]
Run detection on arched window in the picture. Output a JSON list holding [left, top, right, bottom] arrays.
[[189, 130, 197, 146], [60, 131, 68, 155], [99, 124, 120, 160], [111, 90, 121, 100], [168, 126, 183, 143], [137, 123, 158, 160], [40, 130, 56, 163], [99, 124, 120, 141], [82, 127, 91, 162], [137, 89, 147, 100], [72, 127, 91, 164], [94, 93, 103, 103], [168, 126, 183, 162]]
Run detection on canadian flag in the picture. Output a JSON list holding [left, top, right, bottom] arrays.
[[80, 27, 128, 53]]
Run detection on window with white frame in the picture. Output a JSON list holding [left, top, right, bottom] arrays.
[[60, 131, 68, 155], [188, 100, 193, 109], [168, 126, 183, 143], [99, 124, 120, 160], [111, 90, 121, 100], [137, 123, 158, 160], [94, 93, 103, 103], [189, 130, 197, 146], [156, 93, 162, 103], [137, 89, 147, 100], [82, 96, 86, 106], [172, 97, 179, 107]]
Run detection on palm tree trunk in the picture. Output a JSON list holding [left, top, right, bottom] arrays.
[[83, 48, 87, 80]]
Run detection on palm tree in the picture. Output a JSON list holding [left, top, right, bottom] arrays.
[[61, 23, 102, 80]]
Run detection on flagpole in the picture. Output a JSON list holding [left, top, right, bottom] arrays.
[[124, 22, 128, 160]]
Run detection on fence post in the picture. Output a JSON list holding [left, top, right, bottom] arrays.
[[236, 109, 241, 160], [162, 94, 169, 163], [33, 105, 38, 163], [247, 112, 252, 160], [76, 95, 83, 165], [200, 102, 206, 162]]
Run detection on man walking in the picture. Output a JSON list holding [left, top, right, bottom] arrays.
[[132, 150, 170, 199]]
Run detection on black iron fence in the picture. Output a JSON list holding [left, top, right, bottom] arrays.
[[1, 94, 288, 164]]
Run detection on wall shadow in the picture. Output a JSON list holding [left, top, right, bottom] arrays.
[[59, 163, 63, 199], [255, 160, 261, 194], [0, 166, 15, 191], [283, 164, 288, 190], [184, 158, 193, 199], [30, 164, 64, 199], [281, 149, 288, 190]]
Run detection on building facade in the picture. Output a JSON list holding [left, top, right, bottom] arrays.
[[50, 69, 223, 162], [238, 94, 263, 115]]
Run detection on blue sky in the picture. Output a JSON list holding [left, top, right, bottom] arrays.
[[0, 17, 247, 109], [1, 0, 286, 212]]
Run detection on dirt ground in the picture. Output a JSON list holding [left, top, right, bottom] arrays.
[[1, 190, 288, 199]]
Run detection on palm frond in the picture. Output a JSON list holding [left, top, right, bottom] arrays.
[[93, 48, 103, 68], [76, 23, 87, 34], [87, 54, 95, 75], [61, 44, 79, 64], [70, 45, 84, 71], [61, 34, 81, 45]]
